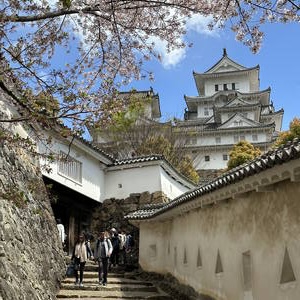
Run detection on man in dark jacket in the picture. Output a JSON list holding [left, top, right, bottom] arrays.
[[94, 231, 112, 286]]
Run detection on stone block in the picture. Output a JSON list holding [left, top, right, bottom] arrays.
[[139, 192, 151, 205], [151, 191, 165, 204]]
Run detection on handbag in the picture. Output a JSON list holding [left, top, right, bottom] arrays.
[[74, 257, 80, 271], [66, 262, 75, 277]]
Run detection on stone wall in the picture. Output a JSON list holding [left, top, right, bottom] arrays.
[[0, 142, 66, 300], [89, 191, 167, 268]]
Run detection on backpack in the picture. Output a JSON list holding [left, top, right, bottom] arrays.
[[127, 234, 134, 247], [112, 234, 120, 250]]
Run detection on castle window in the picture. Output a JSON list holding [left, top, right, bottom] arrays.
[[188, 137, 197, 145], [204, 107, 209, 116], [234, 120, 243, 127], [223, 84, 228, 91], [58, 151, 82, 184], [215, 84, 219, 92], [232, 83, 236, 90], [205, 155, 210, 162], [223, 154, 228, 161]]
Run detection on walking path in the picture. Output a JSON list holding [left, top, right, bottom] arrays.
[[57, 261, 172, 299]]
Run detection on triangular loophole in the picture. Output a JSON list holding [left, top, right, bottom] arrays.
[[197, 247, 202, 268], [242, 250, 252, 291], [215, 249, 223, 274], [280, 247, 296, 284], [183, 247, 187, 264]]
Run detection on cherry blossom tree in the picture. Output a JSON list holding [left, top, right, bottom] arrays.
[[0, 0, 299, 132]]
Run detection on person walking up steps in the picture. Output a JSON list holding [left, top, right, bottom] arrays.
[[94, 231, 112, 286]]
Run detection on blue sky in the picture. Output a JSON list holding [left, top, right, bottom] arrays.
[[122, 21, 300, 130]]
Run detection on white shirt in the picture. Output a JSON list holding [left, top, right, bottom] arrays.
[[57, 224, 65, 243]]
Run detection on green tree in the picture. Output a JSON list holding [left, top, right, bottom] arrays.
[[227, 140, 261, 170], [274, 118, 300, 147], [136, 135, 172, 158], [96, 98, 199, 184], [136, 134, 199, 184], [177, 155, 200, 184]]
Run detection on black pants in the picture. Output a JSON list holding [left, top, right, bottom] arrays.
[[98, 257, 109, 283], [75, 262, 86, 283], [119, 248, 126, 265], [110, 248, 119, 266]]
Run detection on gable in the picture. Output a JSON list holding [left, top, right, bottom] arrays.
[[223, 97, 256, 108], [205, 56, 247, 74], [218, 113, 261, 129]]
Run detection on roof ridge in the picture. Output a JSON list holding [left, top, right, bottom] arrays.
[[125, 138, 300, 220]]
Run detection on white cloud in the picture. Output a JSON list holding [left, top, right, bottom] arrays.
[[186, 14, 218, 36], [150, 37, 186, 69], [152, 15, 219, 69]]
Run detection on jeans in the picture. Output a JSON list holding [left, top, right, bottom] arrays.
[[98, 257, 109, 283]]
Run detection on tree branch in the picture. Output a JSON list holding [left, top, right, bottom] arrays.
[[3, 7, 111, 23]]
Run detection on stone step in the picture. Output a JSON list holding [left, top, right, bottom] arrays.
[[63, 277, 153, 286], [56, 289, 172, 299], [60, 283, 158, 293], [60, 259, 172, 300], [69, 263, 125, 272], [75, 271, 125, 278], [57, 297, 171, 300]]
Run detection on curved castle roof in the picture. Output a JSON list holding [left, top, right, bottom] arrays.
[[192, 49, 260, 96]]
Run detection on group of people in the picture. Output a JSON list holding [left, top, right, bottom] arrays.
[[71, 228, 134, 287]]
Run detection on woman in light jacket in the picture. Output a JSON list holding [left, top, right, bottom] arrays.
[[72, 233, 87, 287]]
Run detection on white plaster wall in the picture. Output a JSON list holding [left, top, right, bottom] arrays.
[[193, 151, 228, 170], [204, 75, 250, 96], [39, 139, 105, 202], [160, 168, 190, 199], [197, 103, 214, 118], [105, 165, 161, 199], [273, 113, 283, 132], [195, 132, 267, 147], [138, 180, 300, 300], [0, 96, 30, 139], [143, 103, 152, 119], [105, 164, 190, 200]]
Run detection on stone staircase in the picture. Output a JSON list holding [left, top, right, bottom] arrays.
[[57, 261, 172, 299]]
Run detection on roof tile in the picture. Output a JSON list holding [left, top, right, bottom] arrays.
[[125, 138, 300, 221]]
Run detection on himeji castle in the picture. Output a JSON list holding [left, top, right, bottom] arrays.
[[90, 49, 284, 179], [176, 49, 283, 174]]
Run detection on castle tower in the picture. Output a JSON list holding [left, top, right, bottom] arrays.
[[176, 49, 283, 175]]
